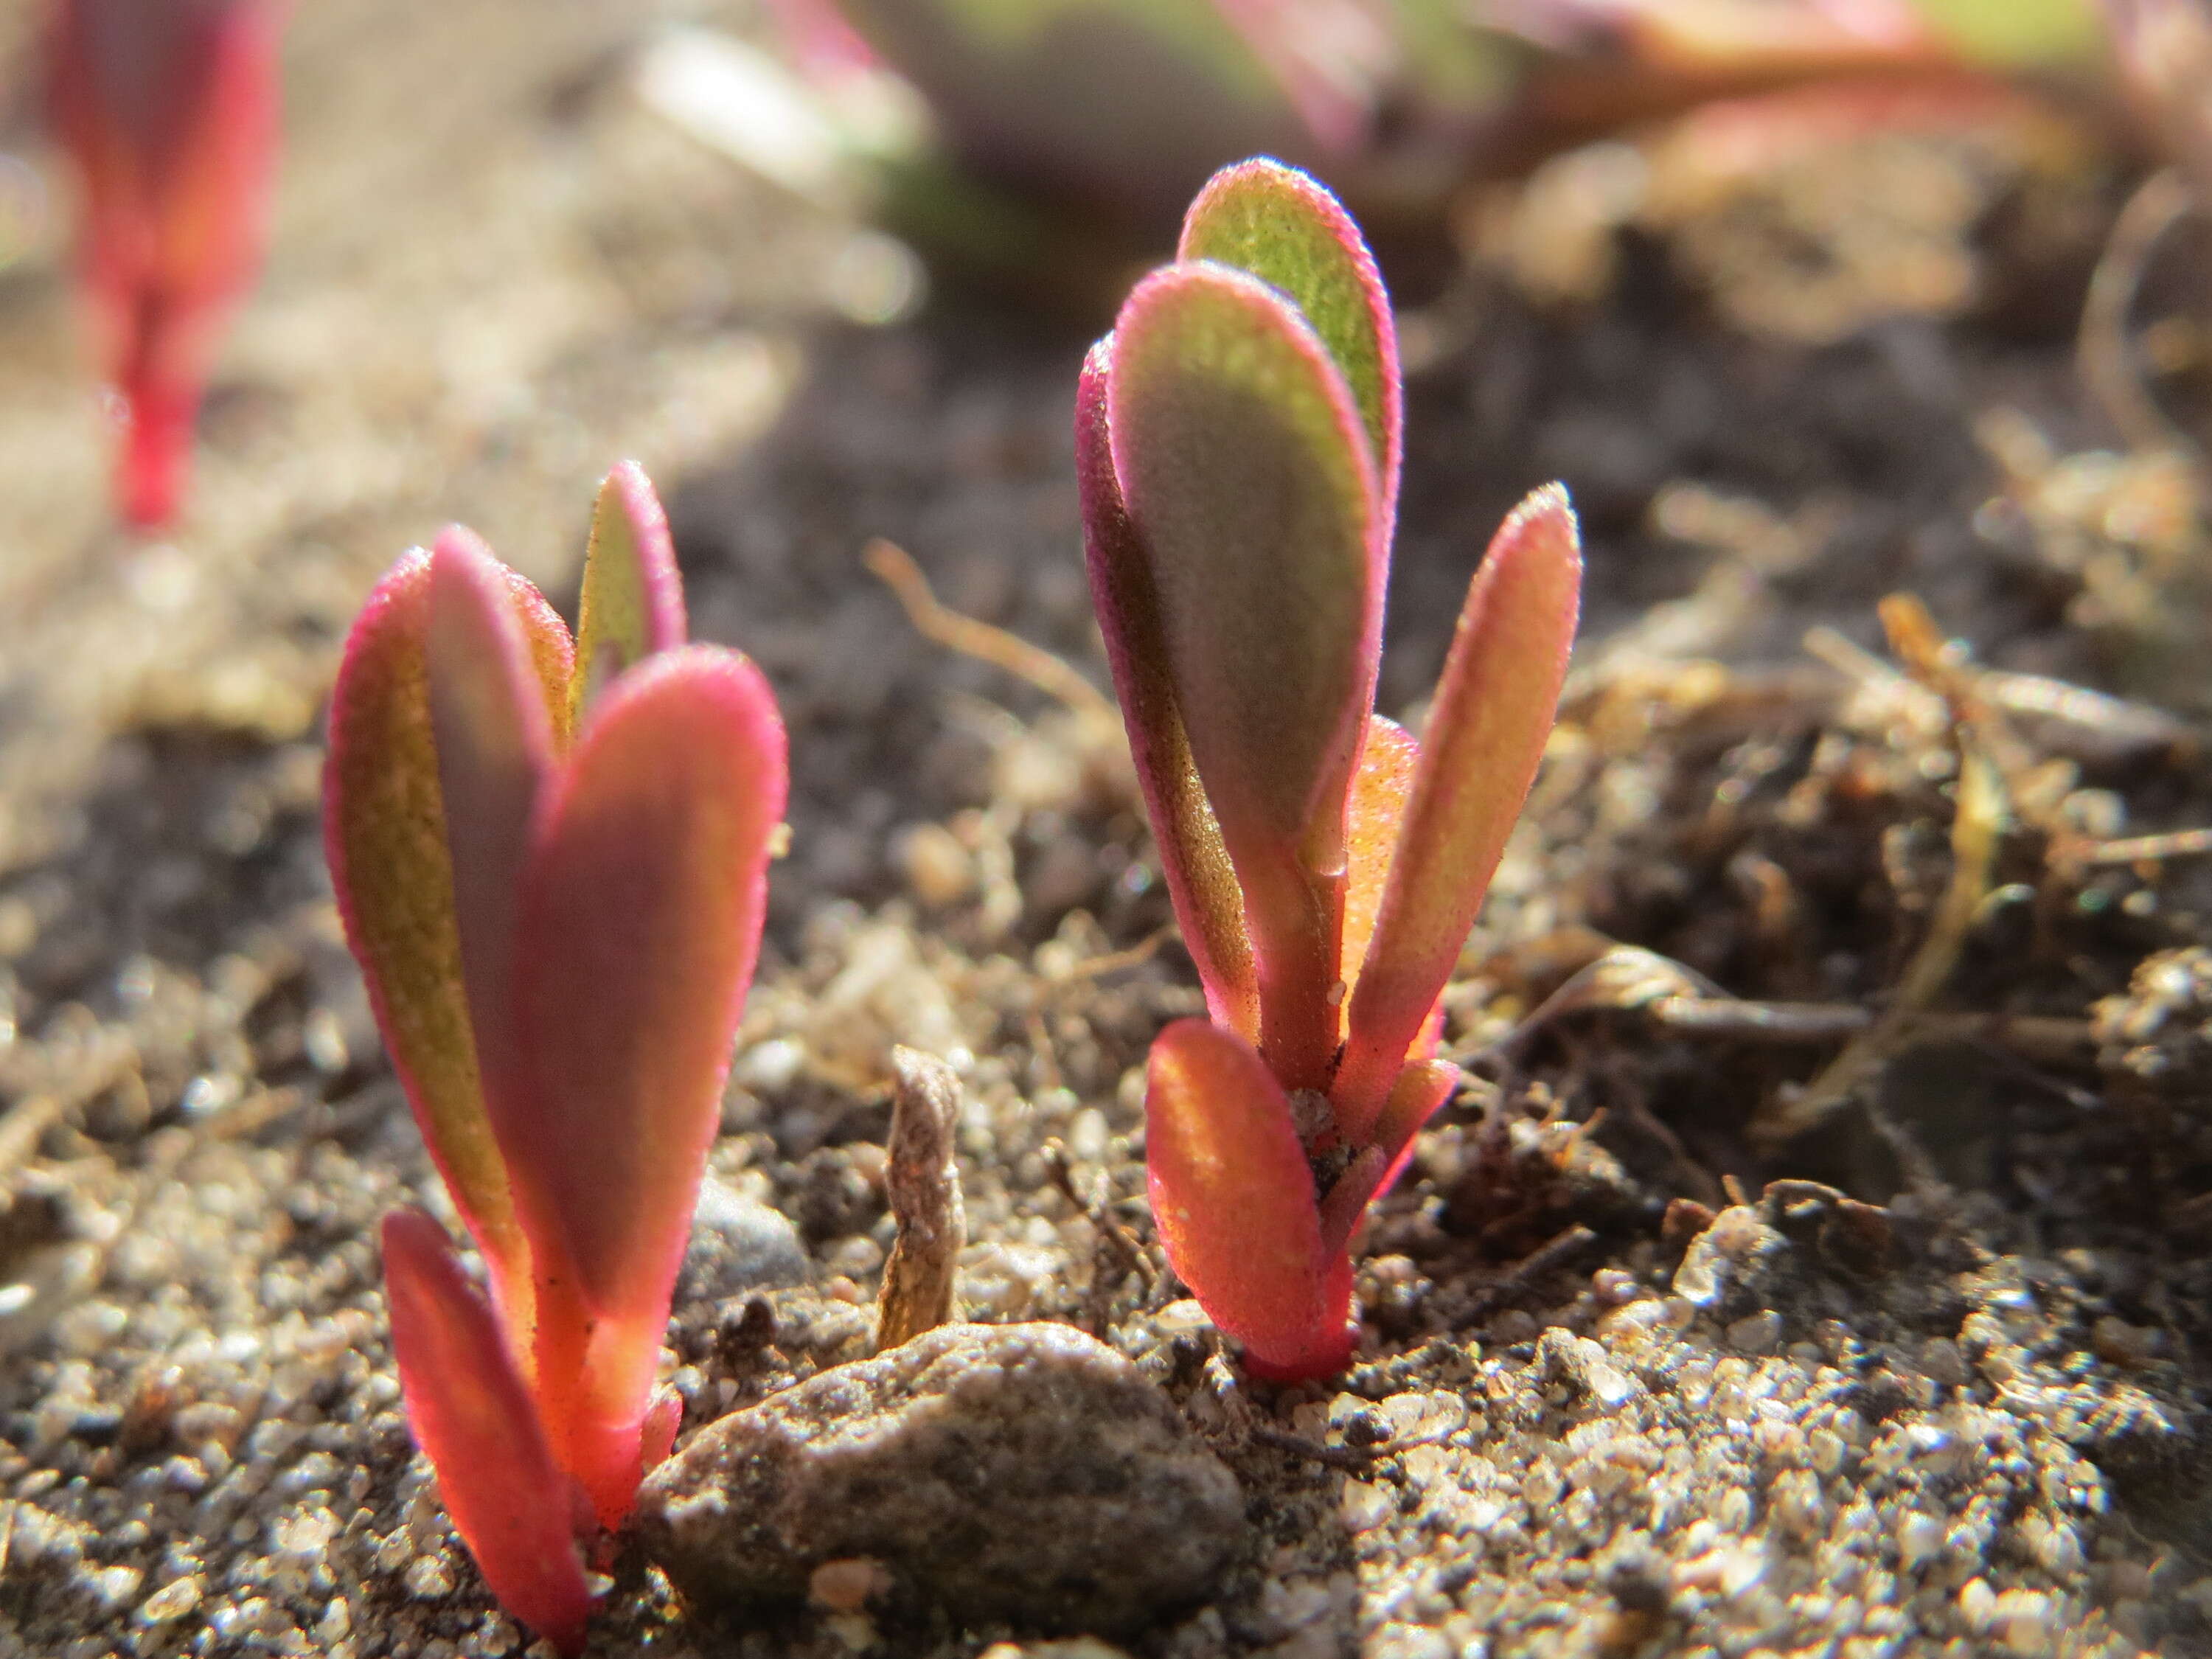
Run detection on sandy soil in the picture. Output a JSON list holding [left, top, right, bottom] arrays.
[[0, 4, 2208, 1658]]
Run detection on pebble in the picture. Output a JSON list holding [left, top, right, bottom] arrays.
[[1340, 1479, 1394, 1531], [1727, 1311, 1784, 1355], [677, 1176, 812, 1303], [1672, 1206, 1787, 1310], [637, 1321, 1242, 1634], [136, 1573, 202, 1625]]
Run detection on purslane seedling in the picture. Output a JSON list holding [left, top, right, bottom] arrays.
[[326, 464, 787, 1652], [49, 0, 282, 528], [1080, 158, 1582, 1380]]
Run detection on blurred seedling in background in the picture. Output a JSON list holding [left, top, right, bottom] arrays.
[[49, 0, 282, 528], [724, 0, 2110, 306], [1081, 158, 1581, 1379], [777, 0, 1405, 220], [324, 465, 788, 1652]]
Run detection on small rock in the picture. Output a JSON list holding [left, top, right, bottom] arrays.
[[638, 1321, 1243, 1634], [136, 1573, 202, 1626], [2095, 947, 2212, 1106], [677, 1178, 810, 1304], [1672, 1206, 1786, 1310], [1725, 1311, 1782, 1355], [2090, 1315, 2163, 1369], [1537, 1329, 1644, 1408]]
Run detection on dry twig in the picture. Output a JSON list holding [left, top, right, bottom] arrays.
[[1474, 943, 2091, 1075], [874, 1047, 966, 1352], [864, 538, 1120, 729], [2081, 827, 2212, 866], [1750, 597, 2007, 1150], [1043, 1139, 1157, 1293], [1447, 1225, 1602, 1333], [1248, 1425, 1391, 1470]]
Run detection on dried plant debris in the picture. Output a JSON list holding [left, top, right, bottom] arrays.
[[875, 1047, 966, 1352]]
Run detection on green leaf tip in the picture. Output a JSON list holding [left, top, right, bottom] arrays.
[[1178, 156, 1400, 513], [573, 461, 688, 723]]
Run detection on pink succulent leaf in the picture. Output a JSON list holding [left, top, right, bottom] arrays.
[[1338, 713, 1419, 1020], [1144, 1018, 1350, 1378], [1177, 157, 1400, 522], [49, 0, 281, 526], [571, 461, 689, 723], [1317, 1057, 1458, 1253], [325, 550, 570, 1330], [1105, 260, 1383, 1089], [1237, 1250, 1355, 1383], [1077, 340, 1259, 1043], [502, 646, 787, 1528], [1336, 484, 1581, 1141], [1364, 1056, 1461, 1183], [380, 1208, 595, 1658], [765, 0, 883, 76], [425, 530, 560, 1128]]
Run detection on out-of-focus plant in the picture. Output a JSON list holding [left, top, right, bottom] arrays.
[[1526, 0, 2102, 74], [1907, 0, 2105, 67], [780, 0, 1405, 215], [326, 465, 787, 1652], [759, 0, 2104, 262], [1080, 159, 1581, 1379], [2097, 0, 2212, 200], [754, 0, 1526, 278], [48, 0, 282, 528]]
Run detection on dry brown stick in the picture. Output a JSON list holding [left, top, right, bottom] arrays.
[[1447, 1225, 1602, 1333], [1043, 1139, 1157, 1292], [1652, 998, 2093, 1062], [1753, 746, 2005, 1149], [1751, 599, 2009, 1150], [1248, 1425, 1388, 1470], [1978, 671, 2197, 763], [1477, 941, 2091, 1073], [2081, 827, 2212, 866], [863, 538, 1120, 728], [1053, 925, 1174, 983], [874, 1048, 966, 1353], [1645, 996, 1868, 1042]]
